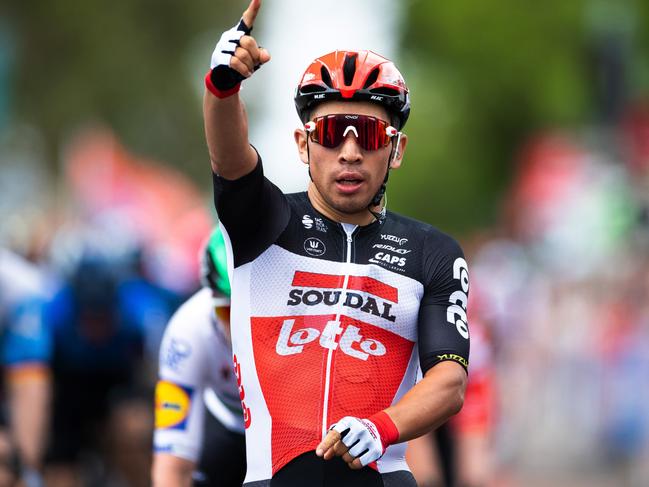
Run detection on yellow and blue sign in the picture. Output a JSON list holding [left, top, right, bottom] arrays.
[[154, 380, 193, 430]]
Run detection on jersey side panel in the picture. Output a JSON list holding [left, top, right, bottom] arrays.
[[229, 260, 273, 483]]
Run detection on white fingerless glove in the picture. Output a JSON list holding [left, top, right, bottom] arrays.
[[331, 411, 399, 467], [205, 19, 251, 98]]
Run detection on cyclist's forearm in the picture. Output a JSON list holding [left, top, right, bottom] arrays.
[[385, 361, 467, 442], [152, 454, 195, 487], [203, 91, 258, 179], [6, 366, 51, 470]]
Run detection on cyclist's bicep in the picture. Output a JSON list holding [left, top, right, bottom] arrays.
[[417, 234, 470, 374], [212, 154, 290, 267]]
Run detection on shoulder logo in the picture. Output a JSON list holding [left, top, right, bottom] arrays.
[[447, 258, 470, 339], [162, 338, 192, 372], [302, 215, 314, 229], [304, 237, 326, 257], [154, 381, 193, 430]]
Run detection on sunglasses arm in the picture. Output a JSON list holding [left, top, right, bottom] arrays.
[[389, 128, 403, 162]]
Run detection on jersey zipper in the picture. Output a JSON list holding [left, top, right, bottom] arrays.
[[321, 225, 355, 439]]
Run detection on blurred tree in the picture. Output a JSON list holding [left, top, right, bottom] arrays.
[[392, 0, 649, 234], [4, 0, 649, 234], [5, 0, 240, 181]]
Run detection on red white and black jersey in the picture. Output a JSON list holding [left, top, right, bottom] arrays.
[[213, 158, 470, 485]]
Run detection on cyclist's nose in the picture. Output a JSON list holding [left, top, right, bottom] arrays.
[[339, 133, 362, 163]]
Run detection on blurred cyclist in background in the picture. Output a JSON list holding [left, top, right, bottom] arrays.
[[152, 226, 246, 487], [0, 248, 52, 487], [43, 243, 178, 487]]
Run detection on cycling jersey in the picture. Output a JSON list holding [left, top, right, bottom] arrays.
[[154, 288, 244, 462], [213, 157, 470, 485], [0, 249, 51, 370]]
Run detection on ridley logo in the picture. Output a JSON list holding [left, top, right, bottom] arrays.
[[233, 354, 251, 428], [304, 238, 326, 257], [373, 243, 411, 255], [276, 319, 386, 361], [380, 234, 408, 245]]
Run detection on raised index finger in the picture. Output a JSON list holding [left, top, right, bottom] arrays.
[[242, 0, 262, 29]]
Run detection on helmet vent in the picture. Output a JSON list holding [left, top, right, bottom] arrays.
[[369, 87, 400, 97], [363, 68, 380, 89], [343, 53, 358, 86], [300, 84, 326, 94], [320, 66, 333, 88]]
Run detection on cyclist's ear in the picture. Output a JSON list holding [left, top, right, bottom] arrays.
[[389, 132, 407, 169], [294, 128, 310, 165]]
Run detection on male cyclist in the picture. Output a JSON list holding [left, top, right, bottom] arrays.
[[203, 1, 470, 485], [152, 227, 245, 487]]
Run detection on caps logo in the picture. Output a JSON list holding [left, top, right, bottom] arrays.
[[154, 380, 193, 430]]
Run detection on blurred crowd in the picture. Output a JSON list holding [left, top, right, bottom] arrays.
[[465, 101, 649, 485], [1, 100, 649, 487], [0, 127, 211, 487]]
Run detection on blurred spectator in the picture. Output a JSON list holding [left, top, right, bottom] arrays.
[[407, 291, 497, 487], [43, 241, 180, 487], [0, 248, 52, 487]]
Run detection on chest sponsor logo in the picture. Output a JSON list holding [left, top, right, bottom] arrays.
[[286, 271, 398, 322], [302, 214, 328, 232], [304, 237, 326, 257], [447, 258, 470, 339], [154, 380, 193, 430], [315, 217, 327, 232], [302, 215, 314, 229], [373, 243, 411, 254], [369, 252, 407, 268], [276, 319, 386, 360], [380, 234, 408, 245], [162, 338, 192, 372]]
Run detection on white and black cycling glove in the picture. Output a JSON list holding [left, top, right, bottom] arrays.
[[331, 411, 399, 467], [205, 19, 257, 98]]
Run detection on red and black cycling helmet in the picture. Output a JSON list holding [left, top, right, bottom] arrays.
[[295, 50, 410, 130]]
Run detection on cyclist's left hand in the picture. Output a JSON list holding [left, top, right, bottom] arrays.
[[315, 416, 385, 469]]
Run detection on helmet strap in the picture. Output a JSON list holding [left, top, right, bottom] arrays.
[[306, 137, 313, 181], [368, 131, 401, 213]]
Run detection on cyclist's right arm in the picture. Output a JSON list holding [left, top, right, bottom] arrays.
[[203, 0, 269, 180], [151, 456, 194, 487], [205, 0, 290, 266]]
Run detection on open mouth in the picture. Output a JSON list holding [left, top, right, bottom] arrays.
[[337, 177, 363, 186]]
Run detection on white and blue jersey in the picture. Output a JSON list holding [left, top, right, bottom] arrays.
[[0, 249, 52, 370], [154, 288, 243, 462]]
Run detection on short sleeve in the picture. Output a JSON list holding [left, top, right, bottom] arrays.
[[417, 233, 470, 374]]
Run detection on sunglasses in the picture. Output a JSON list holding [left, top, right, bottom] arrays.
[[305, 114, 398, 151]]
